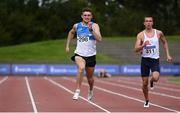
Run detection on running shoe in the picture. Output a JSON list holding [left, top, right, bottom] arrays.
[[150, 80, 154, 90], [87, 90, 93, 101], [144, 100, 149, 107], [73, 89, 80, 100]]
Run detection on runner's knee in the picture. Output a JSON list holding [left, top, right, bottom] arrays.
[[143, 80, 148, 86], [153, 77, 159, 82], [152, 71, 160, 82], [142, 85, 148, 91], [88, 77, 94, 83], [78, 66, 85, 73]]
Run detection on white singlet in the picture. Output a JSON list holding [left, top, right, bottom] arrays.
[[142, 29, 160, 59], [74, 22, 96, 57]]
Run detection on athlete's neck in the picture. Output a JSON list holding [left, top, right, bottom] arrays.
[[145, 28, 155, 38], [82, 21, 89, 25], [145, 28, 153, 33]]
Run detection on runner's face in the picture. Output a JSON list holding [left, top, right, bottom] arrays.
[[144, 17, 153, 29], [81, 11, 92, 23]]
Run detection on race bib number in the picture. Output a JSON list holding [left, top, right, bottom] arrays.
[[145, 48, 156, 54], [78, 36, 89, 42], [144, 45, 157, 55]]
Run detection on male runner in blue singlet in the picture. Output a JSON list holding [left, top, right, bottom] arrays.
[[65, 7, 102, 101]]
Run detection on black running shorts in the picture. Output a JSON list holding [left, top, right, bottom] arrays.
[[141, 57, 160, 77], [71, 54, 96, 67]]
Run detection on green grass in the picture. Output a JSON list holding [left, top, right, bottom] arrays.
[[0, 40, 70, 63], [0, 36, 179, 64], [0, 39, 117, 64], [166, 35, 180, 42]]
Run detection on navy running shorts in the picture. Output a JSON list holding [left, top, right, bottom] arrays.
[[71, 54, 96, 67], [141, 57, 160, 77]]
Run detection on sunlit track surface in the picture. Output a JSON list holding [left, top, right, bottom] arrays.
[[62, 76, 180, 112], [0, 76, 8, 85], [0, 76, 179, 113], [0, 76, 33, 112]]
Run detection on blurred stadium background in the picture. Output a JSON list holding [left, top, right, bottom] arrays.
[[0, 0, 179, 77]]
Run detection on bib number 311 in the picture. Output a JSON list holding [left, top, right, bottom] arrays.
[[146, 48, 156, 54]]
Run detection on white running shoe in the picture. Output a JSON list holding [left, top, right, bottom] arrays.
[[73, 89, 80, 100], [87, 90, 93, 101], [144, 100, 149, 107]]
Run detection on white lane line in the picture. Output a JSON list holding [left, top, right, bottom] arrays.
[[64, 77, 180, 113], [25, 76, 38, 113], [117, 77, 180, 88], [0, 76, 8, 85], [116, 78, 180, 93], [44, 77, 110, 113], [96, 79, 180, 100]]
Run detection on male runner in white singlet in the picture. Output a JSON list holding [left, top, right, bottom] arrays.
[[65, 7, 102, 101], [134, 16, 172, 107]]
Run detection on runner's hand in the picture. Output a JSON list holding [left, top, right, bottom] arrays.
[[167, 55, 172, 63], [88, 22, 93, 32], [144, 40, 150, 46], [65, 47, 70, 53]]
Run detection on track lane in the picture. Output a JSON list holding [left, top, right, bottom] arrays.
[[53, 77, 174, 112], [28, 76, 108, 112], [0, 76, 33, 112], [95, 78, 180, 111], [98, 77, 180, 99], [63, 77, 179, 112], [114, 76, 180, 89], [0, 76, 8, 85], [0, 76, 179, 112]]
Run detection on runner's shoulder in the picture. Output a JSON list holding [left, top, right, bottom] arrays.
[[137, 31, 144, 39]]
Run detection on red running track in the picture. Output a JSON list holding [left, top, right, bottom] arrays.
[[0, 76, 179, 112]]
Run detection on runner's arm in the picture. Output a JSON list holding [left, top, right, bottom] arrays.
[[65, 24, 76, 53], [90, 23, 102, 42], [159, 31, 172, 62], [134, 33, 145, 53]]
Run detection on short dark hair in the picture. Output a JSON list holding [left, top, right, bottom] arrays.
[[144, 16, 153, 19], [144, 16, 153, 21], [81, 7, 93, 15]]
